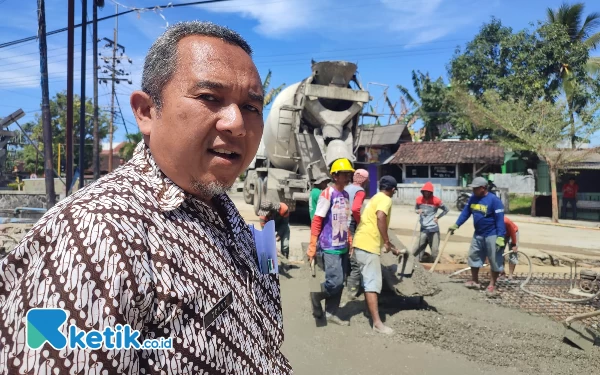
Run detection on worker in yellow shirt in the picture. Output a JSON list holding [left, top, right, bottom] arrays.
[[352, 176, 400, 335]]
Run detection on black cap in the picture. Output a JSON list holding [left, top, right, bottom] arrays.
[[379, 175, 398, 190]]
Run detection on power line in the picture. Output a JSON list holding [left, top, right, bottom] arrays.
[[0, 47, 95, 70], [0, 0, 233, 49], [114, 93, 129, 135]]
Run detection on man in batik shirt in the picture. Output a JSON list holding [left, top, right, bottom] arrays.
[[0, 21, 291, 374]]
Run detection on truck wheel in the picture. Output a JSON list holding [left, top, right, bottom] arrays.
[[243, 173, 254, 205], [253, 177, 264, 216]]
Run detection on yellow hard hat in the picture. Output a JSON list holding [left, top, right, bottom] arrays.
[[330, 158, 355, 174]]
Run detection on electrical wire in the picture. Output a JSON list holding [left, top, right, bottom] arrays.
[[0, 0, 234, 49]]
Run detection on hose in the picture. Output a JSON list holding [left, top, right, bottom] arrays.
[[517, 251, 600, 303]]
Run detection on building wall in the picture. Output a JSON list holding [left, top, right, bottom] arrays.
[[392, 183, 510, 212], [490, 173, 535, 194], [403, 177, 458, 187]]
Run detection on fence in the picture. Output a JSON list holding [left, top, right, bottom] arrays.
[[393, 183, 510, 212]]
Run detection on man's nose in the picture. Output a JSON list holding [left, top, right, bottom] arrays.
[[216, 104, 246, 137]]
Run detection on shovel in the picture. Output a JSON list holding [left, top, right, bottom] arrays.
[[429, 231, 451, 273], [563, 310, 600, 351]]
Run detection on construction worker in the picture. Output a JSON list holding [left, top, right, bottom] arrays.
[[449, 177, 506, 296], [499, 216, 519, 282], [352, 176, 400, 335], [345, 169, 369, 298], [307, 158, 354, 326], [413, 182, 449, 262], [258, 200, 291, 259], [309, 176, 331, 221]]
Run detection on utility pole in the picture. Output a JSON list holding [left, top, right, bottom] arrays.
[[92, 1, 104, 180], [109, 14, 116, 174], [98, 5, 132, 173], [66, 0, 75, 193], [37, 0, 56, 207], [78, 0, 87, 189]]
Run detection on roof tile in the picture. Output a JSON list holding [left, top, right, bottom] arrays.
[[390, 141, 504, 165]]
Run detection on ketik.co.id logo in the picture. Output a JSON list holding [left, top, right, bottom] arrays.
[[26, 308, 172, 350]]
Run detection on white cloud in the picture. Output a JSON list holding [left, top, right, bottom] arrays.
[[200, 0, 321, 36], [198, 0, 484, 45]]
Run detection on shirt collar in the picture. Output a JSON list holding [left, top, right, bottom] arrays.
[[131, 141, 187, 212]]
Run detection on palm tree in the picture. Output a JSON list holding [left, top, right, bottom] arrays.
[[119, 132, 143, 161], [547, 2, 600, 148], [262, 70, 285, 107]]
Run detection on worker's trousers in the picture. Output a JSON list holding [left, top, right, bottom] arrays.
[[412, 231, 440, 262], [276, 222, 290, 258], [321, 252, 349, 315], [347, 227, 361, 290], [561, 198, 577, 220]]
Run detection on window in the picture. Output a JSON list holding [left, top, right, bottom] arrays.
[[406, 165, 429, 178], [431, 165, 456, 178]]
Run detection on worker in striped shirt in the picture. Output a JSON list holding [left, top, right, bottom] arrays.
[[258, 200, 291, 259]]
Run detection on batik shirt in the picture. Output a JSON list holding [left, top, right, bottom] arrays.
[[0, 142, 292, 375], [314, 187, 350, 254]]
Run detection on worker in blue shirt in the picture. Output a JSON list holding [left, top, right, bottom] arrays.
[[449, 177, 506, 296]]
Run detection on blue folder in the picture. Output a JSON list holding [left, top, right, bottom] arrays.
[[249, 220, 279, 274]]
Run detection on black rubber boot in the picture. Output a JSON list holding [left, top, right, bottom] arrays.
[[310, 291, 327, 319]]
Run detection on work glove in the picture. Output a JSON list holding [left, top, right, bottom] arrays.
[[307, 234, 318, 261], [448, 224, 459, 235], [496, 237, 505, 250]]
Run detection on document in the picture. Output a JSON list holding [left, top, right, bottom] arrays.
[[249, 220, 279, 274]]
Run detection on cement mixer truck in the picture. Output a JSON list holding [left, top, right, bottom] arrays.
[[243, 61, 370, 215]]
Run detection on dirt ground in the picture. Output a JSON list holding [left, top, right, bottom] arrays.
[[229, 192, 600, 374], [278, 266, 600, 375]]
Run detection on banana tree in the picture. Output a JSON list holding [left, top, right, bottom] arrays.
[[262, 70, 285, 108]]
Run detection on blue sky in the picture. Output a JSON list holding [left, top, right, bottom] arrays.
[[1, 0, 599, 146]]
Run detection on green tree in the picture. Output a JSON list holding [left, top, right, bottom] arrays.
[[397, 71, 452, 141], [546, 2, 600, 148], [262, 70, 285, 107], [119, 131, 143, 161], [22, 91, 110, 175], [450, 88, 600, 223], [448, 19, 591, 139]]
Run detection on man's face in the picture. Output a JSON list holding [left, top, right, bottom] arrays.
[[140, 36, 264, 199], [472, 186, 486, 197], [422, 191, 432, 199], [569, 179, 575, 185], [333, 172, 352, 187]]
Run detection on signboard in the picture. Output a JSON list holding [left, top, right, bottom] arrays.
[[431, 165, 456, 179]]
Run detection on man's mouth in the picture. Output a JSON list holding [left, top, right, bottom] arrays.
[[208, 148, 241, 160]]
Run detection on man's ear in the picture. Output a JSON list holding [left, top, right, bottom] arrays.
[[130, 90, 157, 135]]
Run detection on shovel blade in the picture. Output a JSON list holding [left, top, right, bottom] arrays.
[[563, 322, 599, 351]]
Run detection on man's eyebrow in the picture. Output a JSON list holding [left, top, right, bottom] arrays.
[[195, 80, 225, 89], [248, 90, 264, 104]]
